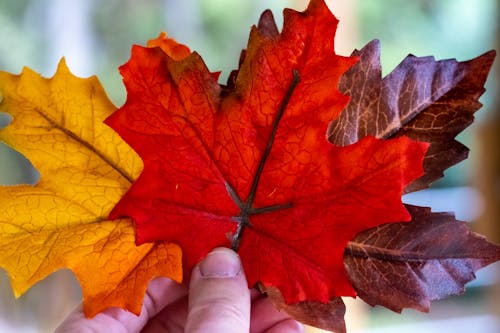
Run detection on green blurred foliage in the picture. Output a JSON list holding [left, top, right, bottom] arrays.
[[358, 0, 497, 73], [355, 0, 497, 186], [0, 0, 497, 186]]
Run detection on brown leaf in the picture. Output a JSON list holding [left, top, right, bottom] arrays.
[[344, 205, 500, 313], [328, 40, 496, 192], [262, 285, 346, 333]]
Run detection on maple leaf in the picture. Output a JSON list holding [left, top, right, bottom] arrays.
[[0, 59, 182, 317], [329, 40, 497, 192], [106, 0, 428, 305]]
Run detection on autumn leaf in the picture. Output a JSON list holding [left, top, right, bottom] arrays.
[[324, 38, 500, 318], [147, 32, 191, 61], [345, 205, 500, 313], [0, 59, 182, 317], [329, 40, 496, 192], [106, 0, 428, 305]]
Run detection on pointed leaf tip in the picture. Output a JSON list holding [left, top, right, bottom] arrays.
[[147, 32, 191, 61], [257, 10, 279, 37]]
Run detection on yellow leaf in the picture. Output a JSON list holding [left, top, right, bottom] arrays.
[[0, 59, 182, 316]]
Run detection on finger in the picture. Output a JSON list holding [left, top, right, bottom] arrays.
[[250, 294, 304, 333], [145, 286, 304, 333], [54, 277, 186, 333], [185, 247, 251, 333], [144, 275, 262, 332], [265, 319, 305, 333], [140, 295, 188, 333]]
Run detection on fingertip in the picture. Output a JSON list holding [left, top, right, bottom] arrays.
[[198, 247, 241, 278], [186, 247, 250, 333]]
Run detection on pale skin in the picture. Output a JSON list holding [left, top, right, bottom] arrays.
[[55, 247, 304, 333]]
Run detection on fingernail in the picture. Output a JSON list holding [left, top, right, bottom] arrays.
[[199, 248, 241, 278]]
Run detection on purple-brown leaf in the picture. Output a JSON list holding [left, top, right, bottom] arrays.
[[344, 205, 500, 313], [328, 40, 496, 192]]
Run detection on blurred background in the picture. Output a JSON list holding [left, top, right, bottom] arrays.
[[0, 0, 499, 332]]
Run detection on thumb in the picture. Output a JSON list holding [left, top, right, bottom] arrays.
[[185, 247, 250, 333]]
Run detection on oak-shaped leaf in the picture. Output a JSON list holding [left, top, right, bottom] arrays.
[[328, 40, 496, 192], [106, 0, 428, 305], [345, 205, 500, 313], [0, 60, 182, 317], [327, 37, 499, 317]]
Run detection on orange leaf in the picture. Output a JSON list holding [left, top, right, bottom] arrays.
[[0, 59, 182, 316], [147, 32, 191, 61]]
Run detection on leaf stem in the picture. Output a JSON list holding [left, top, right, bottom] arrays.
[[230, 69, 300, 251], [250, 202, 293, 215], [245, 70, 300, 207], [231, 213, 249, 251]]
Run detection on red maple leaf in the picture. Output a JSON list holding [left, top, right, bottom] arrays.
[[105, 0, 428, 303]]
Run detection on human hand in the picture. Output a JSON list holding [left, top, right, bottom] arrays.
[[55, 247, 303, 332]]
